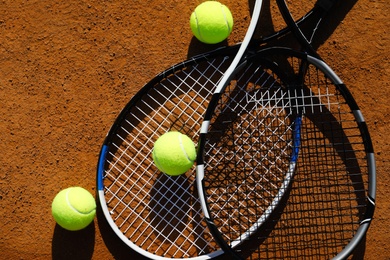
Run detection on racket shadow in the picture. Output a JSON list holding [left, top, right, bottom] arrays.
[[310, 0, 359, 51]]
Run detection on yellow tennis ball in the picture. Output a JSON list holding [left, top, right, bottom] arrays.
[[152, 131, 196, 176], [52, 187, 96, 231], [190, 1, 234, 44]]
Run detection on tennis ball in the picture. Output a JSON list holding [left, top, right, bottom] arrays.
[[190, 1, 234, 44], [52, 187, 96, 231], [152, 131, 196, 176]]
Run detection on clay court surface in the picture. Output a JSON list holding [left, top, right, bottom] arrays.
[[0, 0, 389, 259]]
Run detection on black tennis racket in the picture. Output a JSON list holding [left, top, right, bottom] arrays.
[[96, 0, 341, 259], [196, 42, 376, 260], [239, 47, 375, 260], [195, 1, 375, 260]]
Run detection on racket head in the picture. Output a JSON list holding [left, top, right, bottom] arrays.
[[197, 47, 375, 259], [96, 46, 243, 259]]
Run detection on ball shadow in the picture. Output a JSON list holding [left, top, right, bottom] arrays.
[[52, 222, 95, 260], [187, 36, 228, 59]]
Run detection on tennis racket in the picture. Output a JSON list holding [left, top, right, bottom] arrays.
[[97, 0, 341, 259], [96, 47, 232, 259], [239, 47, 375, 260], [196, 47, 376, 259], [196, 1, 375, 259]]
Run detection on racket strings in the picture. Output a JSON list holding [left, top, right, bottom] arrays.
[[101, 55, 235, 257]]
